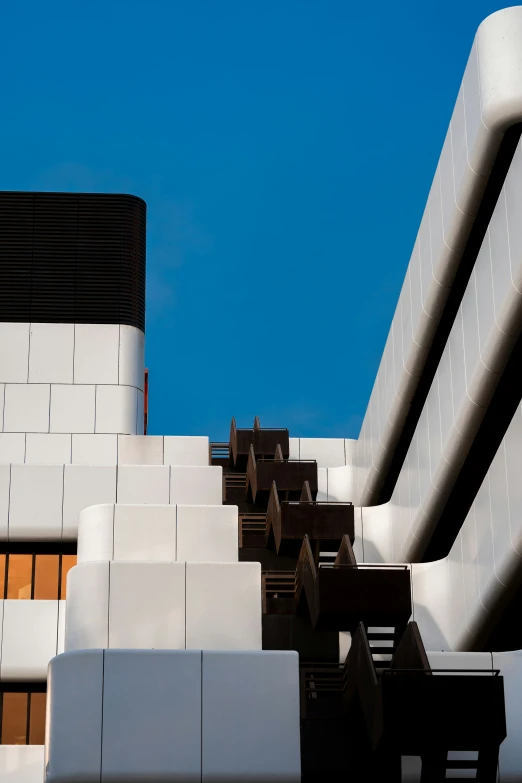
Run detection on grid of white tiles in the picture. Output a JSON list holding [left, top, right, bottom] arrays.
[[0, 434, 209, 466], [387, 133, 522, 562], [353, 7, 522, 507], [0, 323, 144, 436], [0, 463, 222, 540]]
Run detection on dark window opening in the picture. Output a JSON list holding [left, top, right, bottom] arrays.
[[0, 544, 77, 600], [0, 684, 47, 745]]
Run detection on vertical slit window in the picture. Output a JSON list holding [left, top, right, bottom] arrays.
[[6, 555, 32, 600], [1, 692, 28, 745], [0, 554, 5, 599], [34, 555, 60, 600], [0, 550, 76, 600], [60, 555, 76, 600], [0, 689, 48, 745], [28, 693, 46, 745]]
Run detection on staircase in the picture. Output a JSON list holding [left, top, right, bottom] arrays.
[[223, 471, 247, 503], [420, 749, 497, 780], [239, 513, 266, 547], [262, 571, 296, 614]]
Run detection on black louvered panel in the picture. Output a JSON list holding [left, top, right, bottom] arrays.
[[0, 192, 146, 331], [76, 195, 125, 326], [0, 193, 34, 321], [31, 194, 78, 324]]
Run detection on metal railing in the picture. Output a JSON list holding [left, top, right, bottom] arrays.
[[209, 442, 229, 462]]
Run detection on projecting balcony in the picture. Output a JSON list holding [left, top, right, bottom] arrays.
[[296, 536, 411, 635], [266, 481, 354, 556], [263, 535, 411, 645], [246, 445, 317, 507], [301, 623, 507, 781], [230, 416, 290, 470]]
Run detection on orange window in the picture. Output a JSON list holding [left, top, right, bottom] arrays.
[[60, 555, 77, 600], [28, 693, 46, 745], [1, 692, 28, 745], [0, 554, 5, 599], [33, 555, 60, 600], [7, 555, 33, 600]]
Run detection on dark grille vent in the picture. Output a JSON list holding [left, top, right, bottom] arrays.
[[0, 192, 146, 331]]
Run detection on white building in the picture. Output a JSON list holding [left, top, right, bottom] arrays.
[[1, 7, 522, 782]]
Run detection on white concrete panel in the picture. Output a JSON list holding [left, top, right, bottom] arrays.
[[411, 559, 453, 651], [202, 651, 301, 783], [0, 383, 4, 431], [136, 388, 144, 436], [298, 438, 346, 468], [0, 746, 45, 783], [477, 7, 522, 131], [0, 465, 10, 538], [344, 438, 356, 465], [101, 650, 201, 782], [327, 465, 353, 503], [316, 467, 328, 502], [26, 433, 71, 464], [74, 324, 119, 385], [0, 323, 29, 383], [72, 434, 118, 466], [488, 440, 513, 588], [186, 562, 262, 650], [4, 383, 50, 433], [9, 464, 63, 540], [95, 384, 138, 435], [77, 504, 115, 564], [46, 650, 104, 783], [29, 322, 74, 383], [50, 384, 95, 434], [361, 503, 392, 563], [459, 509, 480, 637], [177, 505, 238, 562], [117, 465, 170, 505], [62, 466, 117, 540], [494, 650, 522, 782], [163, 436, 210, 466], [170, 466, 223, 505], [118, 435, 163, 465], [65, 561, 109, 651], [1, 600, 58, 680], [352, 506, 364, 563], [0, 433, 25, 463], [288, 437, 300, 460], [109, 562, 186, 649], [113, 504, 177, 562], [118, 324, 144, 390]]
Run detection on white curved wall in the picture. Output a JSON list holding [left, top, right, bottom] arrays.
[[354, 6, 522, 507], [389, 135, 522, 561]]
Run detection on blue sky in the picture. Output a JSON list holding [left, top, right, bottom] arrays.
[[1, 0, 509, 440]]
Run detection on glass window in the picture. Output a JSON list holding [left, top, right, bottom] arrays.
[[0, 554, 5, 599], [28, 693, 46, 745], [1, 692, 28, 745], [7, 555, 32, 600], [34, 555, 59, 600], [60, 555, 77, 600]]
